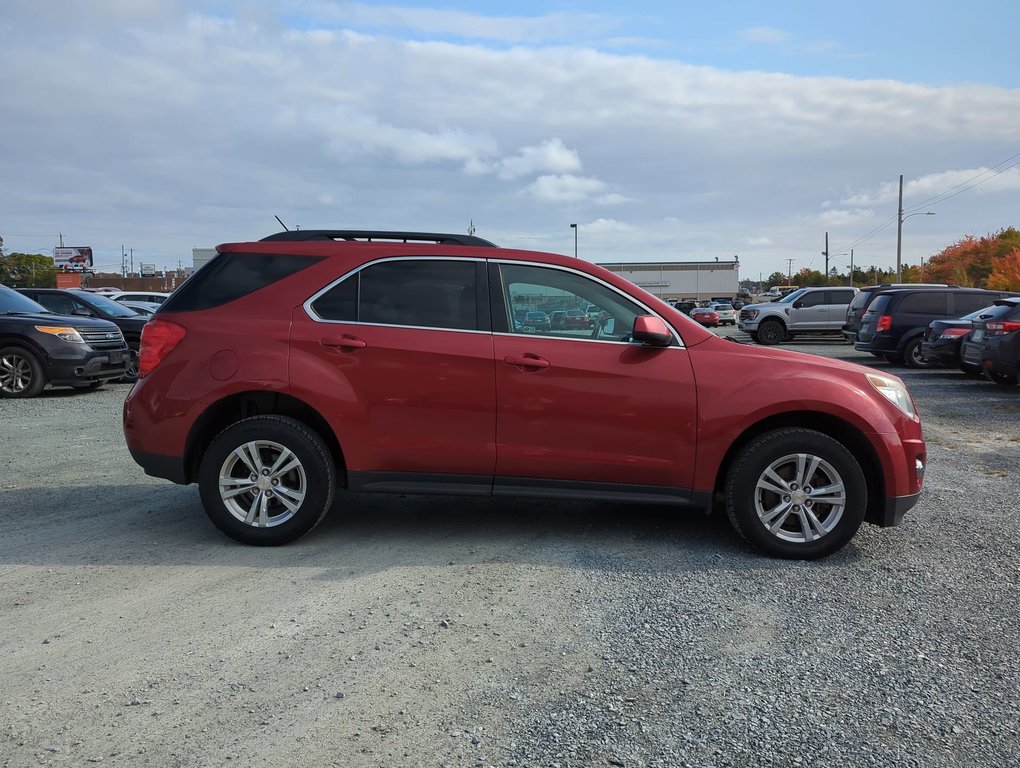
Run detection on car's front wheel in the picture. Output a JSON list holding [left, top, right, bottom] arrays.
[[985, 370, 1018, 386], [756, 319, 786, 345], [198, 415, 337, 545], [0, 346, 46, 398], [725, 429, 867, 559]]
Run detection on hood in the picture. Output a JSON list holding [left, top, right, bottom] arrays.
[[1, 311, 122, 330], [708, 334, 890, 378]]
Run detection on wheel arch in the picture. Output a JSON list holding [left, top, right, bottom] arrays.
[[182, 390, 345, 486], [896, 327, 927, 352], [712, 410, 886, 526]]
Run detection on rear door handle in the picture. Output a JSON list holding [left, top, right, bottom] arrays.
[[503, 354, 550, 370], [320, 335, 367, 351]]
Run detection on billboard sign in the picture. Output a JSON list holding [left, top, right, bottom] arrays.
[[54, 247, 94, 271], [140, 263, 157, 277]]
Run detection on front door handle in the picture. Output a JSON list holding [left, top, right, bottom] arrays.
[[320, 335, 367, 351], [503, 354, 550, 370]]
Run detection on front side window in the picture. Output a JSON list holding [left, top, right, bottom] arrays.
[[497, 263, 654, 343], [796, 291, 826, 308], [311, 259, 481, 331]]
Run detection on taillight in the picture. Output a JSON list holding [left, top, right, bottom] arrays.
[[938, 328, 969, 340], [875, 314, 893, 332], [985, 321, 1020, 336], [138, 319, 186, 377]]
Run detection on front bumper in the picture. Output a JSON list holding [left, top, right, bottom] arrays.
[[877, 491, 922, 527], [48, 350, 129, 386]]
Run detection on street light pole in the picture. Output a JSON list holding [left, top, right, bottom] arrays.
[[570, 223, 577, 258], [895, 173, 935, 282]]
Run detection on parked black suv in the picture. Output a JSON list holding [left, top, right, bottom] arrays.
[[855, 287, 1017, 367], [17, 288, 148, 380], [0, 284, 130, 397], [842, 284, 952, 344], [960, 297, 1020, 385]]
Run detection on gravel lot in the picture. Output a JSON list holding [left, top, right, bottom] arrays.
[[1, 333, 1018, 768]]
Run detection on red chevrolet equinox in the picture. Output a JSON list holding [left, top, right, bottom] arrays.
[[123, 230, 926, 558]]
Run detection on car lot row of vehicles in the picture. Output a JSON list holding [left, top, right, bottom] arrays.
[[842, 285, 1020, 385], [0, 286, 170, 397]]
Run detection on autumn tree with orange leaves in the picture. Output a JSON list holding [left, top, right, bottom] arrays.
[[922, 227, 1020, 288]]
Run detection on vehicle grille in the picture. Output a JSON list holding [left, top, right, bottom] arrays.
[[77, 327, 126, 350], [739, 309, 754, 321]]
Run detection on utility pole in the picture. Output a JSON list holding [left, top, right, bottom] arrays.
[[570, 223, 578, 258], [895, 174, 904, 282], [59, 233, 64, 247], [849, 249, 854, 286], [823, 232, 829, 285], [130, 248, 134, 277], [785, 258, 795, 286], [121, 245, 127, 278]]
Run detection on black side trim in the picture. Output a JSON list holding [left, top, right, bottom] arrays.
[[348, 472, 493, 496], [346, 471, 713, 511], [494, 476, 701, 507], [260, 230, 498, 247]]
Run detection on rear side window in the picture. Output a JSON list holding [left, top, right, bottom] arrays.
[[898, 292, 947, 314], [311, 259, 483, 331], [828, 290, 856, 304], [848, 291, 874, 311], [953, 293, 1000, 316], [160, 252, 321, 312]]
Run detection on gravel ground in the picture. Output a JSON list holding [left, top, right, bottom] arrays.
[[1, 334, 1018, 767]]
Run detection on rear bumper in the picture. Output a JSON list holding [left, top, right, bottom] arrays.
[[919, 340, 958, 366], [128, 447, 189, 484], [854, 334, 896, 353]]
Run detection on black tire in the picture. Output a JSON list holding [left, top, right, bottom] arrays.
[[748, 332, 759, 343], [985, 370, 1018, 386], [757, 319, 786, 346], [0, 345, 47, 398], [785, 333, 797, 341], [883, 352, 905, 365], [119, 347, 139, 383], [198, 415, 337, 545], [724, 428, 867, 559], [903, 337, 934, 369]]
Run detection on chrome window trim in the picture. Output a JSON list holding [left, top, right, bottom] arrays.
[[302, 254, 685, 348], [493, 258, 685, 349]]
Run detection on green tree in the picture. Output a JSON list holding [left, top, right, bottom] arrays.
[[766, 271, 787, 287], [0, 253, 58, 288]]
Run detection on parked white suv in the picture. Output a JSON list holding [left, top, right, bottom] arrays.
[[739, 287, 858, 345]]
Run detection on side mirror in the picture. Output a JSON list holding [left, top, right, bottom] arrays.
[[631, 315, 672, 347], [792, 300, 804, 309]]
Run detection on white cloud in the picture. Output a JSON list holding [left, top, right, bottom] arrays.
[[842, 167, 1020, 207], [738, 27, 790, 45], [0, 6, 1018, 277], [527, 175, 607, 203]]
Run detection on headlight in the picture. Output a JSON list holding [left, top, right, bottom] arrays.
[[35, 326, 85, 344], [866, 373, 916, 418], [744, 310, 758, 320]]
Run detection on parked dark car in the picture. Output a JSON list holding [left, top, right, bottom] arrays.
[[0, 284, 129, 397], [960, 297, 1020, 385], [855, 287, 1017, 367], [919, 306, 1000, 369], [842, 284, 952, 344], [17, 288, 149, 380]]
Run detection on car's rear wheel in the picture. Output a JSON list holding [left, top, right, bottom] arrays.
[[199, 416, 336, 545], [757, 319, 786, 345], [0, 346, 46, 398], [725, 429, 866, 559], [985, 370, 1018, 386], [903, 338, 935, 369]]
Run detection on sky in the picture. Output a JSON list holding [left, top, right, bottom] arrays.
[[2, 0, 1019, 280]]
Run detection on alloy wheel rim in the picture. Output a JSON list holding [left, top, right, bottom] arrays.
[[0, 354, 32, 394], [218, 440, 307, 527], [753, 452, 846, 543]]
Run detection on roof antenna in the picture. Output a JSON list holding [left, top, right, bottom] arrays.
[[274, 215, 290, 231]]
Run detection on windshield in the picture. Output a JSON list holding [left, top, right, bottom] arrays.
[[72, 290, 143, 317], [777, 289, 808, 304], [0, 285, 52, 314]]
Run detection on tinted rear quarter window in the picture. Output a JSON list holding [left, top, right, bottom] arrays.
[[865, 295, 892, 314], [898, 292, 947, 314], [828, 290, 856, 304], [161, 252, 321, 312], [953, 293, 1002, 316]]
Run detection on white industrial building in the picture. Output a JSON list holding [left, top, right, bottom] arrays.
[[597, 258, 740, 302]]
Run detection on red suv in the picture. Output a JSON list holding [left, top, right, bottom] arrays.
[[123, 230, 926, 558]]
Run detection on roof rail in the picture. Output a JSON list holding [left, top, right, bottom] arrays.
[[260, 230, 498, 247]]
